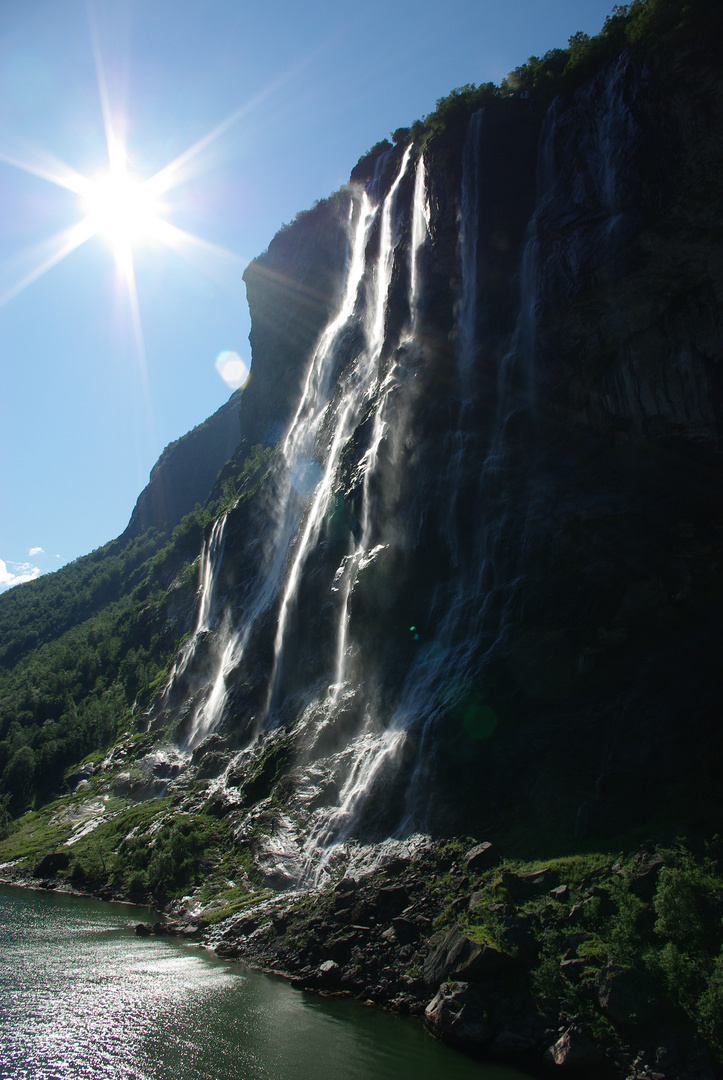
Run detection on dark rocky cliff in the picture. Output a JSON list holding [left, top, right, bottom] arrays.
[[160, 30, 723, 858]]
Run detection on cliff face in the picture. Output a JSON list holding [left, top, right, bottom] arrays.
[[123, 388, 244, 540], [154, 34, 723, 879]]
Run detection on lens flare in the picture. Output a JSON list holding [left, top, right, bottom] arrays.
[[82, 167, 166, 256]]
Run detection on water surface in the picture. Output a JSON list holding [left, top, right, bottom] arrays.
[[0, 884, 531, 1080]]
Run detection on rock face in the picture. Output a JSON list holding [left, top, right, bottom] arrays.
[[423, 926, 512, 987], [424, 982, 495, 1050], [153, 26, 723, 875], [596, 964, 658, 1026], [123, 388, 244, 540]]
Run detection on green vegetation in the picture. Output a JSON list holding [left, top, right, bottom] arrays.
[[354, 0, 718, 173], [0, 782, 265, 907], [0, 444, 274, 820], [442, 840, 723, 1058]]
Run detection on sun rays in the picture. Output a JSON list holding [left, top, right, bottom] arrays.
[[0, 12, 253, 382], [0, 106, 246, 312]]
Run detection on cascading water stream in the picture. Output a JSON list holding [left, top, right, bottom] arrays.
[[265, 146, 413, 719], [161, 513, 228, 704], [331, 151, 429, 696], [195, 515, 227, 636], [178, 193, 374, 751], [408, 153, 430, 321], [288, 153, 437, 883]]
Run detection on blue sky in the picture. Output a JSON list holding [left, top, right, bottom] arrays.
[[0, 0, 615, 592]]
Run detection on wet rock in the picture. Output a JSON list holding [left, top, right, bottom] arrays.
[[229, 916, 260, 937], [465, 842, 499, 874], [596, 963, 658, 1026], [261, 866, 296, 890], [424, 981, 494, 1050], [194, 750, 231, 780], [215, 941, 241, 958], [205, 796, 235, 819], [317, 959, 341, 986], [33, 852, 70, 878], [490, 1029, 536, 1062], [135, 923, 152, 936], [113, 771, 132, 795], [544, 1026, 602, 1070]]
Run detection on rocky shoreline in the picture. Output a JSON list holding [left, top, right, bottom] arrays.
[[3, 836, 722, 1080]]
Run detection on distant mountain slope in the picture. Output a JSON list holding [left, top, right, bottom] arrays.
[[0, 388, 244, 674]]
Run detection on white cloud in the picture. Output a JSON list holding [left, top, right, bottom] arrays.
[[29, 546, 44, 556], [215, 350, 249, 390], [0, 558, 41, 592]]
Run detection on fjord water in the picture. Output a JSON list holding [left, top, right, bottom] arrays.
[[0, 886, 530, 1080]]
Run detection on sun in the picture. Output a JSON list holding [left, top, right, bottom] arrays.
[[82, 165, 166, 263]]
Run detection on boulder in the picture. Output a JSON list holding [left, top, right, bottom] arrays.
[[424, 981, 494, 1050], [33, 852, 70, 878], [215, 942, 241, 958], [135, 923, 152, 936], [550, 884, 569, 900], [595, 963, 658, 1026], [66, 764, 94, 791], [391, 916, 421, 944], [465, 842, 499, 874], [423, 926, 512, 987], [317, 959, 341, 986], [544, 1026, 602, 1070]]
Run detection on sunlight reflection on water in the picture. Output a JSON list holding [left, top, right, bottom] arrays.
[[0, 885, 529, 1080]]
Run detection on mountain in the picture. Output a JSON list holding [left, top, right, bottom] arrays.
[[2, 1, 723, 1075], [123, 387, 244, 541]]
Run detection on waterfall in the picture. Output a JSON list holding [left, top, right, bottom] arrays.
[[266, 145, 413, 717], [168, 149, 415, 755], [409, 152, 430, 316], [173, 190, 373, 751], [331, 149, 428, 696], [398, 108, 558, 827], [160, 513, 227, 706], [195, 515, 227, 637]]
